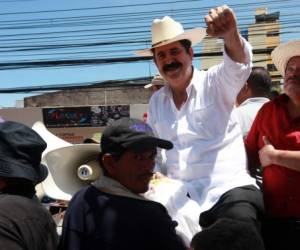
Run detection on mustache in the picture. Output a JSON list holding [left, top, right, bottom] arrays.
[[163, 61, 182, 72]]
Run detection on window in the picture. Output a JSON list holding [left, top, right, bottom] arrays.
[[267, 64, 277, 72], [267, 30, 279, 37]]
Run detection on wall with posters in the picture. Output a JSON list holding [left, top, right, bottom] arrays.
[[0, 104, 148, 144], [42, 105, 130, 128]]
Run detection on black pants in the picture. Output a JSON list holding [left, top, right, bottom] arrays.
[[262, 218, 300, 250], [199, 185, 264, 231]]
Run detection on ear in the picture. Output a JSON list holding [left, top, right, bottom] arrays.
[[102, 153, 117, 177], [153, 55, 158, 65], [188, 47, 194, 58]]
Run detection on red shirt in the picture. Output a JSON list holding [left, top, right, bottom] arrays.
[[245, 94, 300, 218]]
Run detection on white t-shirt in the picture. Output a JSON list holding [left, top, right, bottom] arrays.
[[234, 97, 270, 137]]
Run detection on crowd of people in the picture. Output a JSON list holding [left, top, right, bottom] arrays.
[[0, 4, 300, 250]]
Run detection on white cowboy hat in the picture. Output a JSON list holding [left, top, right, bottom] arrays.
[[144, 74, 166, 89], [271, 39, 300, 77], [135, 16, 206, 57]]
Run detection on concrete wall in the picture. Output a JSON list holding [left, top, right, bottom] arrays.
[[24, 86, 151, 107], [0, 103, 149, 144], [0, 107, 43, 127]]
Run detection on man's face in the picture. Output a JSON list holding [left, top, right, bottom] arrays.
[[153, 41, 193, 86], [284, 56, 300, 96], [109, 148, 156, 194]]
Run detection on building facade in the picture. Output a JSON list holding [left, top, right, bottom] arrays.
[[201, 8, 281, 87]]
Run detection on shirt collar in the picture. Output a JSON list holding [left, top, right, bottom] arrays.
[[274, 93, 289, 106], [92, 176, 147, 201], [239, 97, 270, 106]]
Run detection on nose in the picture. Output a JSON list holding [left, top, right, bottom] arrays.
[[139, 151, 156, 170], [163, 52, 175, 65]]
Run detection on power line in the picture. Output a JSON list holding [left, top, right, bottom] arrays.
[[0, 0, 298, 71]]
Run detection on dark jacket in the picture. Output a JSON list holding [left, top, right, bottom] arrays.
[[0, 193, 58, 250], [59, 185, 186, 250]]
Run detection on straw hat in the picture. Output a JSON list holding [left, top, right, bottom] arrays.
[[144, 74, 166, 89], [271, 40, 300, 77], [135, 16, 206, 57]]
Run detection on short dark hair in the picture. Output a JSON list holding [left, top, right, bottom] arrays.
[[191, 218, 265, 250], [179, 39, 192, 53], [247, 67, 272, 98], [151, 39, 192, 57]]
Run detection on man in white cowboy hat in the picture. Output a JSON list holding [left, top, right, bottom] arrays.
[[0, 121, 58, 250], [245, 40, 300, 250], [136, 5, 264, 234]]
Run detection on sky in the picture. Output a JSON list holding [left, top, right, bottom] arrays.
[[0, 0, 299, 107]]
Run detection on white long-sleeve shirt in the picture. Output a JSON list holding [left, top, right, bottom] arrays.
[[148, 40, 257, 213]]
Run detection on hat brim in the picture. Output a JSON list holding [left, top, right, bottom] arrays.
[[0, 159, 48, 184], [144, 82, 165, 89], [36, 163, 48, 183], [134, 27, 206, 57], [122, 135, 173, 151], [271, 40, 300, 77], [144, 83, 154, 89]]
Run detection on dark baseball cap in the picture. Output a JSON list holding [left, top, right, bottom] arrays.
[[101, 118, 173, 154]]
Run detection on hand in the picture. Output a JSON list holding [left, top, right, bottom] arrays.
[[259, 136, 277, 168], [204, 5, 237, 38]]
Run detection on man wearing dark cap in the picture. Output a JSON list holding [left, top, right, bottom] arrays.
[[59, 117, 187, 250], [0, 121, 58, 250]]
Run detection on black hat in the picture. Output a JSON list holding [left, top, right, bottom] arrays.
[[0, 121, 48, 184], [101, 118, 173, 154]]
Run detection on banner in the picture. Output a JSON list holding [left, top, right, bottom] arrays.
[[43, 105, 129, 128]]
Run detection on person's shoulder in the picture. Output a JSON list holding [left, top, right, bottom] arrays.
[[0, 193, 37, 208], [67, 185, 97, 206], [0, 194, 53, 223], [136, 199, 170, 217], [70, 185, 99, 201], [258, 96, 279, 112], [115, 196, 168, 214]]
